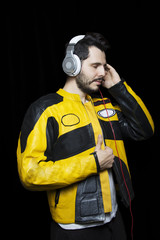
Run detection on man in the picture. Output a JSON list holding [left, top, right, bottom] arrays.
[[17, 33, 154, 240]]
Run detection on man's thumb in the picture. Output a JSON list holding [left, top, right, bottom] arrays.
[[95, 134, 103, 151]]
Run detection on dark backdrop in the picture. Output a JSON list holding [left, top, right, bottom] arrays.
[[6, 2, 158, 239]]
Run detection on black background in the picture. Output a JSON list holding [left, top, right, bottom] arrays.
[[6, 1, 159, 239]]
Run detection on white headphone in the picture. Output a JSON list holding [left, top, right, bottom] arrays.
[[62, 35, 85, 76]]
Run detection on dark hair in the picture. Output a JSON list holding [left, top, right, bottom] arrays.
[[74, 32, 110, 61]]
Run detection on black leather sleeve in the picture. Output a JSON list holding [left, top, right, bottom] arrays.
[[108, 81, 154, 141]]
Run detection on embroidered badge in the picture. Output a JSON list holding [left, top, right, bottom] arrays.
[[97, 109, 116, 118]]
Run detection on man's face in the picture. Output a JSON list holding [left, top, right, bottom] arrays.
[[75, 46, 108, 95]]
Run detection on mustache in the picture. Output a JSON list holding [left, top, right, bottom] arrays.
[[90, 78, 105, 84]]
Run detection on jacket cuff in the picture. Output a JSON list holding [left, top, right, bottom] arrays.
[[90, 152, 100, 173], [108, 78, 125, 94]]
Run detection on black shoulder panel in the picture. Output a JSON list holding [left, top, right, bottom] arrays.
[[33, 93, 63, 111], [20, 93, 63, 153]]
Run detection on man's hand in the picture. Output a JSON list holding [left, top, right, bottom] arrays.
[[95, 135, 114, 171], [102, 64, 121, 89]]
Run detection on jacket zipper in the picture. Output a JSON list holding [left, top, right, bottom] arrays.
[[82, 100, 106, 146], [55, 101, 94, 208], [82, 102, 96, 145]]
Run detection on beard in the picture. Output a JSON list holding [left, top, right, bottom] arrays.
[[75, 72, 103, 95]]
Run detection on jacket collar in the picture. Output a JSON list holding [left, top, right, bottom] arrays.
[[57, 88, 92, 102]]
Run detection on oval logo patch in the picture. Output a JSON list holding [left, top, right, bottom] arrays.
[[97, 109, 116, 118], [61, 114, 80, 126]]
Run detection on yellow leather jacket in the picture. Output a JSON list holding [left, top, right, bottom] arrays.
[[17, 80, 154, 224]]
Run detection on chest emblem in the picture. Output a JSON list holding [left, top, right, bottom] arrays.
[[97, 109, 116, 118], [61, 113, 80, 126]]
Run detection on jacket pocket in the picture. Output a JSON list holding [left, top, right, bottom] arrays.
[[55, 189, 60, 207]]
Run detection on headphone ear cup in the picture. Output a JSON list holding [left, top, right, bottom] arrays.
[[62, 54, 81, 76], [62, 35, 85, 76], [72, 54, 81, 76]]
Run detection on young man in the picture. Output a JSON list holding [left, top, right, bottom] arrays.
[[17, 33, 154, 240]]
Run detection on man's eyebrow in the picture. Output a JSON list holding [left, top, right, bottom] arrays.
[[91, 62, 106, 66], [91, 62, 107, 67]]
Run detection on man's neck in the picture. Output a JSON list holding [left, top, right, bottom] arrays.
[[63, 77, 87, 104]]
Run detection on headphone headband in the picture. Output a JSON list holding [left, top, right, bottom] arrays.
[[69, 35, 85, 44]]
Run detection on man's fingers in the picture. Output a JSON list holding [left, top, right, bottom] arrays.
[[95, 134, 103, 151]]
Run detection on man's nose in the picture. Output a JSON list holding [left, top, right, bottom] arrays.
[[98, 66, 106, 77]]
